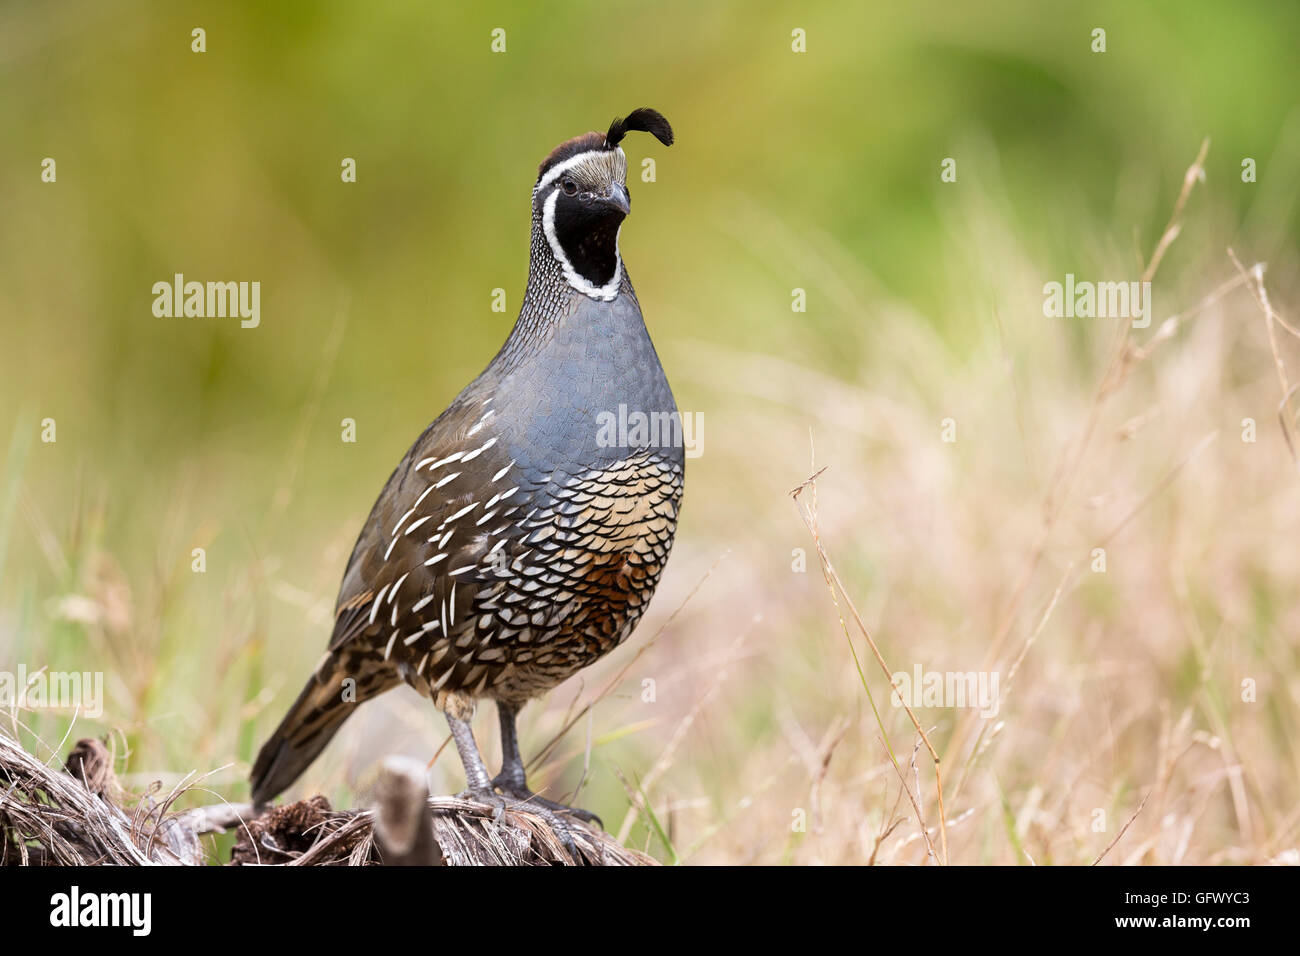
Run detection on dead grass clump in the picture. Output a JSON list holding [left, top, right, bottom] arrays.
[[0, 729, 652, 866]]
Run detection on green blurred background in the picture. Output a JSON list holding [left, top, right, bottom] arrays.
[[3, 1, 1298, 861]]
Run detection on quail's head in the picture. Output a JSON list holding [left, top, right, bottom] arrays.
[[532, 108, 673, 298]]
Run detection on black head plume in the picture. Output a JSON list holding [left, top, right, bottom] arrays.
[[605, 108, 674, 149]]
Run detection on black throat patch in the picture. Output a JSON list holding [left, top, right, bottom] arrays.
[[552, 194, 623, 287]]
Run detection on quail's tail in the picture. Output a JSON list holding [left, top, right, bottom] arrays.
[[250, 671, 356, 805]]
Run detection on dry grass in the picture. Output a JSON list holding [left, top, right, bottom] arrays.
[[228, 793, 648, 866], [1, 730, 200, 865], [610, 139, 1300, 865], [0, 728, 649, 865]]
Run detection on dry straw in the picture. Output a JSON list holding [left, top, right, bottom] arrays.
[[0, 728, 650, 866]]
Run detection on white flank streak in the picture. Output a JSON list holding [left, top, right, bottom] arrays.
[[476, 510, 498, 526], [388, 572, 409, 602], [392, 507, 416, 537], [417, 451, 464, 471], [421, 619, 440, 633], [383, 536, 399, 561], [466, 410, 493, 438], [441, 502, 477, 528], [449, 565, 475, 576], [488, 538, 506, 556], [404, 631, 424, 646], [392, 482, 438, 535], [460, 436, 498, 463], [404, 515, 433, 535], [491, 461, 514, 482], [438, 529, 455, 549], [412, 594, 434, 613], [384, 630, 398, 660], [369, 584, 390, 624], [449, 584, 456, 624], [424, 552, 448, 567], [434, 471, 460, 489]]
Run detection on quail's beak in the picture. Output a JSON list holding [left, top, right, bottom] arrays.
[[600, 182, 631, 216]]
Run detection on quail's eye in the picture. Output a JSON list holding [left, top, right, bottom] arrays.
[[561, 178, 578, 197]]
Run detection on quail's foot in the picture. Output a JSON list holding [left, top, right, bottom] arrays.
[[458, 786, 587, 862], [490, 775, 603, 828]]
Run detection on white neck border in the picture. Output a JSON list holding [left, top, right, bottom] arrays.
[[535, 149, 624, 302]]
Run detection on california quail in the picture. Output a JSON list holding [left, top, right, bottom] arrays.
[[250, 109, 683, 837]]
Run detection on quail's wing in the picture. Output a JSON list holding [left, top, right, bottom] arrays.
[[326, 396, 518, 664]]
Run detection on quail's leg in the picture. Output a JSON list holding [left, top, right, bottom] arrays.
[[445, 709, 494, 793], [490, 700, 602, 827], [443, 709, 585, 860]]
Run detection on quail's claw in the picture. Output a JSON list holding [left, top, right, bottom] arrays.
[[458, 786, 586, 863], [490, 777, 603, 828]]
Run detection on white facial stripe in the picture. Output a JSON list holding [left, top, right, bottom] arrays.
[[534, 147, 623, 194], [542, 189, 622, 301]]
